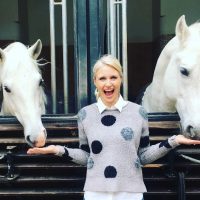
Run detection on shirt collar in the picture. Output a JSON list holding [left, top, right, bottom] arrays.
[[96, 95, 128, 113]]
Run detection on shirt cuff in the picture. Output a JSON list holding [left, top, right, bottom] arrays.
[[54, 145, 65, 156], [168, 135, 180, 148]]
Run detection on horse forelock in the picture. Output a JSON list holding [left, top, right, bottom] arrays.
[[4, 42, 27, 53]]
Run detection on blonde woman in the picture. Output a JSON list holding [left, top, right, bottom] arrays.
[[28, 54, 200, 200]]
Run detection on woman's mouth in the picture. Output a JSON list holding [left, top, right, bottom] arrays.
[[104, 89, 114, 97]]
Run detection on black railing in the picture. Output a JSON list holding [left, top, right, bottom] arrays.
[[0, 113, 200, 200]]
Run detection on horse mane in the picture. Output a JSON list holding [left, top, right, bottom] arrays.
[[32, 57, 48, 113]]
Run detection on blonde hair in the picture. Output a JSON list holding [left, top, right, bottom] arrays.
[[93, 54, 123, 100]]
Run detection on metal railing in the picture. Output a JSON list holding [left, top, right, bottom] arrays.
[[49, 0, 128, 113], [49, 0, 68, 114], [107, 0, 128, 100]]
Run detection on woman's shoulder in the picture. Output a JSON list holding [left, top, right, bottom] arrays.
[[126, 101, 142, 109], [126, 101, 148, 120], [77, 103, 98, 122], [78, 103, 98, 115], [80, 103, 97, 111]]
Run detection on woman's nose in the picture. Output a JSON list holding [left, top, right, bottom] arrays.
[[105, 79, 112, 86]]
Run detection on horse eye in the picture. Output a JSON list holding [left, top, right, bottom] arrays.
[[180, 67, 189, 76], [4, 86, 11, 93], [39, 79, 45, 87]]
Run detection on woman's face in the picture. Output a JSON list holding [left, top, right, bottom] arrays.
[[94, 65, 122, 107]]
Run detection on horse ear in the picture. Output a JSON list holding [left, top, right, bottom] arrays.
[[175, 15, 189, 42], [28, 39, 42, 60], [0, 48, 5, 65]]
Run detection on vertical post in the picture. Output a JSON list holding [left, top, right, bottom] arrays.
[[61, 0, 69, 113], [73, 0, 104, 110], [73, 0, 88, 111], [122, 0, 128, 100], [88, 0, 103, 103], [107, 0, 111, 53], [49, 0, 57, 114], [109, 0, 116, 57], [49, 0, 69, 114], [107, 0, 128, 100]]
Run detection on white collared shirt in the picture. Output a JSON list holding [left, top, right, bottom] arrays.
[[96, 95, 128, 113]]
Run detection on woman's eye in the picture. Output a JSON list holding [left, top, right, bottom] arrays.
[[4, 86, 11, 93], [99, 77, 106, 81], [111, 76, 117, 80], [180, 67, 189, 77]]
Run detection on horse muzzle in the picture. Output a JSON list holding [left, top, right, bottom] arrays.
[[26, 128, 47, 147]]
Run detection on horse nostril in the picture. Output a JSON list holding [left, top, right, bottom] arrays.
[[186, 125, 192, 133], [186, 125, 195, 138], [26, 135, 35, 147]]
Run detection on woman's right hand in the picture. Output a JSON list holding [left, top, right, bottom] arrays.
[[27, 145, 59, 155]]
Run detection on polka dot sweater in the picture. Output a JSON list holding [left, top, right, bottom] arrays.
[[56, 102, 179, 192]]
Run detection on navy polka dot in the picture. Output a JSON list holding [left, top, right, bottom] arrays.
[[80, 144, 90, 153], [101, 115, 116, 126], [104, 166, 117, 178], [159, 139, 172, 148], [62, 148, 73, 161], [121, 127, 134, 140], [91, 140, 103, 154], [139, 107, 148, 120], [78, 109, 86, 122], [140, 136, 150, 148], [87, 157, 94, 169]]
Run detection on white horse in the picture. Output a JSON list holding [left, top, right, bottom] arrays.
[[142, 15, 200, 139], [0, 39, 47, 147]]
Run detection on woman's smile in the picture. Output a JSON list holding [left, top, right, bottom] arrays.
[[104, 89, 114, 96], [94, 65, 122, 107]]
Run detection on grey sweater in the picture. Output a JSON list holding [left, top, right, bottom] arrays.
[[57, 102, 179, 192]]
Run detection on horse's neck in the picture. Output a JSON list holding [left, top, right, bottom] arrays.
[[142, 37, 178, 112], [153, 37, 178, 81], [142, 83, 176, 112]]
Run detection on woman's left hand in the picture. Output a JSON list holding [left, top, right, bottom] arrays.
[[175, 134, 200, 145]]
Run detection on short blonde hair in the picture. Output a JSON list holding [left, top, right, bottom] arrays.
[[93, 54, 123, 100]]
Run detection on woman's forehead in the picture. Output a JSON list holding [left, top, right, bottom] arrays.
[[96, 65, 119, 74]]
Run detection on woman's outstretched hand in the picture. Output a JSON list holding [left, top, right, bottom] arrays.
[[27, 145, 59, 155], [175, 135, 200, 145]]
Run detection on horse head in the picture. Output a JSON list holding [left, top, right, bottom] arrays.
[[142, 15, 200, 139], [0, 39, 47, 147]]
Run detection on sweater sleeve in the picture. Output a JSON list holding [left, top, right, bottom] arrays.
[[138, 108, 180, 166], [55, 109, 90, 166]]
